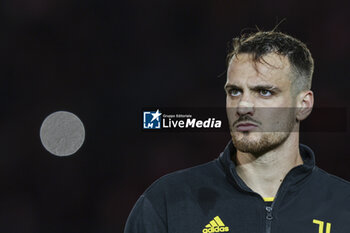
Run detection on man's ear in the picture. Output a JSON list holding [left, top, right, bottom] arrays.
[[296, 90, 314, 121]]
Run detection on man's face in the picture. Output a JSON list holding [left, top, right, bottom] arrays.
[[225, 53, 298, 155]]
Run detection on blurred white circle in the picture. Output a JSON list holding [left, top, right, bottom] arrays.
[[40, 111, 85, 157]]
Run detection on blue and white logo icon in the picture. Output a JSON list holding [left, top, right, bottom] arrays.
[[143, 109, 162, 129]]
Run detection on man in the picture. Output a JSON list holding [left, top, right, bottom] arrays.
[[125, 31, 350, 233]]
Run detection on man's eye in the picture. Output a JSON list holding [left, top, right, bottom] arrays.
[[259, 89, 272, 97], [229, 89, 242, 97]]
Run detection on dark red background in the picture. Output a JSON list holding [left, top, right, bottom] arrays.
[[0, 0, 349, 232]]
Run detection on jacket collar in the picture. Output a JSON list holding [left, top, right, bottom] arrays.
[[218, 140, 316, 193]]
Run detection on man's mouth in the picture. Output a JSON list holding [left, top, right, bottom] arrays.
[[235, 122, 258, 131]]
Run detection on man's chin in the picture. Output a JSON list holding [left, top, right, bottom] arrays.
[[231, 131, 260, 142], [232, 138, 263, 155], [231, 131, 290, 156]]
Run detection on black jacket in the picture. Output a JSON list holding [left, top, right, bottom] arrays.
[[125, 141, 350, 233]]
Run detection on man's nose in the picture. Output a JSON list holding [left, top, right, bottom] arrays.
[[237, 98, 254, 116]]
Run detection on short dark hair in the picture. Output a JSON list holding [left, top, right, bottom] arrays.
[[227, 31, 314, 94]]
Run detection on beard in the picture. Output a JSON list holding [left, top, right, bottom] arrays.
[[231, 131, 291, 157], [230, 108, 297, 157]]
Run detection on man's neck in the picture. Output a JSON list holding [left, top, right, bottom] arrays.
[[234, 133, 303, 199]]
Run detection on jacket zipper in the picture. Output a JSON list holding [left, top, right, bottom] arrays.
[[263, 178, 286, 233], [228, 158, 303, 233], [265, 206, 273, 233]]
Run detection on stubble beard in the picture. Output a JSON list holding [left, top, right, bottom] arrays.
[[231, 131, 291, 157], [230, 110, 296, 157]]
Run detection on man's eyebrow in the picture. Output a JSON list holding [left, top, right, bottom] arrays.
[[224, 84, 242, 90], [224, 84, 282, 93], [249, 85, 282, 92]]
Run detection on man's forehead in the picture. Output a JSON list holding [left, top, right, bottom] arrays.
[[229, 53, 290, 70], [227, 53, 292, 84]]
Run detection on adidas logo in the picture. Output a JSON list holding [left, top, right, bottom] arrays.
[[202, 216, 229, 233]]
